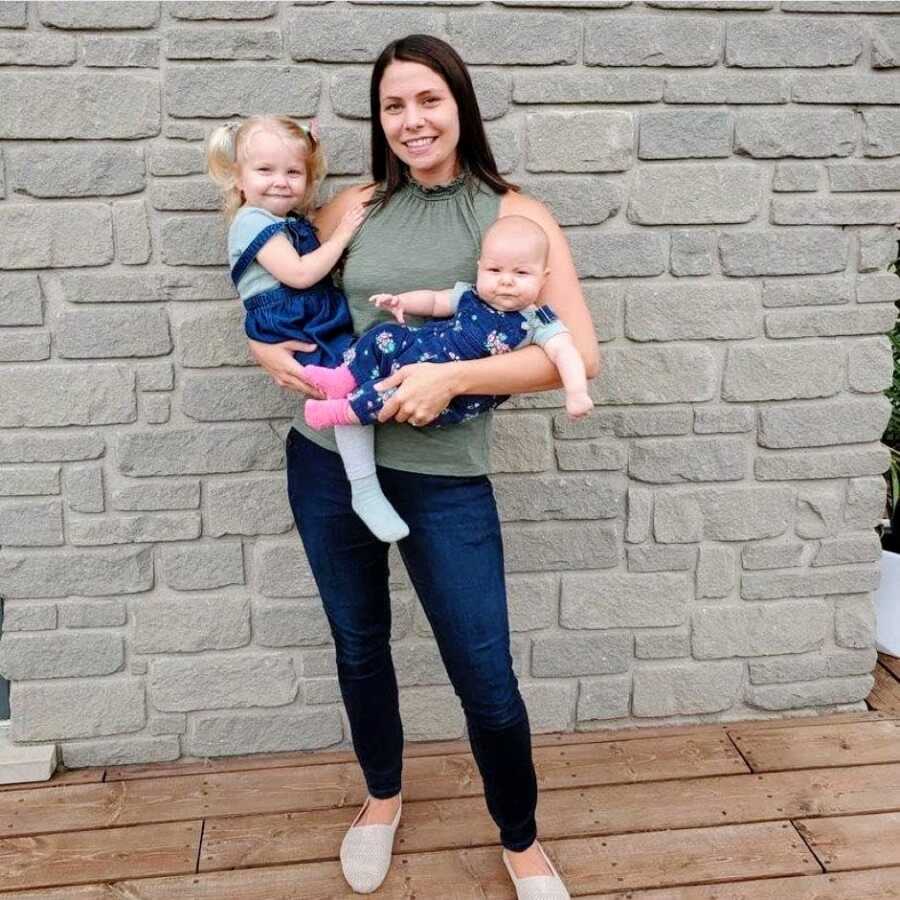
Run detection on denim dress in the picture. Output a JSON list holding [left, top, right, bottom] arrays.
[[232, 215, 354, 368]]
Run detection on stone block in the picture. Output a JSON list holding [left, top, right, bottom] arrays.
[[448, 13, 579, 65], [772, 162, 821, 192], [160, 540, 245, 590], [83, 35, 159, 67], [515, 70, 663, 104], [253, 599, 330, 648], [627, 545, 697, 572], [584, 283, 622, 341], [494, 473, 623, 522], [0, 72, 159, 139], [167, 65, 319, 118], [0, 33, 76, 66], [561, 572, 690, 629], [519, 177, 622, 227], [507, 574, 559, 632], [858, 274, 900, 304], [112, 480, 199, 511], [639, 110, 731, 159], [3, 602, 57, 632], [134, 595, 250, 653], [177, 305, 253, 368], [724, 342, 844, 402], [735, 109, 855, 158], [0, 275, 42, 325], [149, 142, 206, 176], [741, 541, 806, 570], [391, 642, 450, 688], [719, 228, 849, 277], [526, 111, 633, 173], [255, 539, 318, 598], [116, 424, 283, 476], [0, 204, 113, 269], [490, 413, 553, 473], [594, 345, 717, 404], [11, 677, 145, 741], [0, 433, 104, 465], [142, 394, 170, 424], [137, 362, 175, 391], [758, 397, 891, 449], [670, 230, 716, 276], [793, 76, 900, 106], [56, 306, 170, 359], [863, 109, 900, 158], [765, 305, 897, 339], [0, 3, 27, 27], [830, 164, 900, 192], [845, 476, 888, 529], [556, 439, 627, 472], [59, 600, 127, 628], [555, 408, 693, 439], [746, 675, 873, 711], [44, 269, 236, 303], [182, 371, 297, 420], [634, 630, 690, 660], [114, 199, 152, 264], [692, 600, 830, 659], [0, 632, 123, 679], [697, 544, 736, 598], [0, 365, 135, 427], [835, 594, 877, 649], [748, 655, 826, 685], [504, 521, 619, 573], [847, 331, 894, 402], [771, 196, 900, 226], [69, 512, 201, 546], [287, 6, 442, 62], [625, 281, 758, 340], [633, 661, 742, 716], [0, 467, 60, 498], [38, 1, 159, 28], [168, 2, 276, 19], [150, 653, 297, 712], [0, 332, 50, 362], [782, 1, 900, 9], [64, 464, 104, 513], [741, 565, 880, 600], [520, 681, 577, 733], [628, 437, 746, 484], [0, 499, 63, 547], [585, 16, 721, 67], [796, 485, 845, 539], [762, 277, 852, 308], [827, 648, 878, 678], [577, 674, 630, 721], [151, 178, 220, 212], [161, 214, 226, 265], [532, 632, 632, 677], [570, 232, 668, 279], [6, 144, 146, 197], [187, 708, 342, 757], [62, 737, 180, 769], [858, 227, 899, 273], [398, 686, 465, 741], [664, 73, 788, 104], [813, 532, 881, 567], [654, 486, 794, 543], [626, 486, 652, 544], [165, 28, 281, 60], [206, 475, 293, 536], [726, 19, 861, 68], [694, 406, 755, 434]]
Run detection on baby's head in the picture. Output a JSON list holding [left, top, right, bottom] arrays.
[[207, 115, 325, 221], [476, 216, 551, 312]]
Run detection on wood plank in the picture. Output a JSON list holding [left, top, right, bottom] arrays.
[[729, 719, 900, 771], [0, 769, 105, 793], [880, 652, 900, 681], [198, 761, 900, 871], [870, 663, 900, 714], [0, 824, 818, 899], [0, 821, 201, 892], [595, 866, 900, 899], [0, 731, 745, 838], [796, 811, 900, 872]]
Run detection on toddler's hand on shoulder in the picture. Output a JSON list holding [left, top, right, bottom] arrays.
[[334, 203, 367, 246], [369, 293, 405, 324]]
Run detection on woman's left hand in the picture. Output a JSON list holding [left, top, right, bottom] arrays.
[[375, 362, 460, 427]]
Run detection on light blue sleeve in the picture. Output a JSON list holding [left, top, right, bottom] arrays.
[[528, 316, 569, 349], [447, 281, 473, 315], [227, 207, 285, 267]]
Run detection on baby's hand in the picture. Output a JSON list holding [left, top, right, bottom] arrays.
[[370, 293, 405, 324], [566, 392, 594, 421], [334, 203, 366, 246]]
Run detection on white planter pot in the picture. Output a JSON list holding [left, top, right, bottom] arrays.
[[876, 549, 900, 658]]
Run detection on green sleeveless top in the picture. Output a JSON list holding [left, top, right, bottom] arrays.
[[292, 175, 502, 476]]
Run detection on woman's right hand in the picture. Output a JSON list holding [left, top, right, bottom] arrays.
[[248, 339, 325, 398], [332, 203, 367, 247]]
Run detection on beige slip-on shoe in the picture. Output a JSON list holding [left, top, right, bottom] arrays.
[[339, 795, 403, 894], [502, 841, 571, 900]]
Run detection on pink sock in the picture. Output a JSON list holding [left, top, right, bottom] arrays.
[[302, 364, 357, 399], [305, 399, 358, 430]]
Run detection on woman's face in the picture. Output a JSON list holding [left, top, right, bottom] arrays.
[[378, 60, 461, 186]]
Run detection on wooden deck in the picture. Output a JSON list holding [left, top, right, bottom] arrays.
[[2, 659, 900, 898]]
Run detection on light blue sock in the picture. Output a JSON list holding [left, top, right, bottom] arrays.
[[349, 474, 410, 544]]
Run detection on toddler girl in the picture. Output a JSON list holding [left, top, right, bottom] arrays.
[[301, 215, 594, 431], [207, 115, 409, 543]]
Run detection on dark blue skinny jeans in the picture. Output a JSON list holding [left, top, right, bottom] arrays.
[[285, 428, 538, 851]]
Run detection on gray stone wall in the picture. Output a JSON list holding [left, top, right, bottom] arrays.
[[0, 0, 898, 768]]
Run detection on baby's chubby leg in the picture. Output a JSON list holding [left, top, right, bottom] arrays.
[[301, 364, 358, 399]]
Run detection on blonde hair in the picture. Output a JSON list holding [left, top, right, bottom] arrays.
[[206, 116, 326, 222]]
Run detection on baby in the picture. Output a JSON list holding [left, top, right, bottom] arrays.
[[301, 215, 594, 431]]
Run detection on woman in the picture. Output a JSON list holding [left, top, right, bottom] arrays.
[[250, 35, 599, 898]]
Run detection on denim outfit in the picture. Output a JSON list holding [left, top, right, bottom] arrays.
[[345, 284, 567, 427], [231, 211, 354, 368], [286, 427, 538, 850]]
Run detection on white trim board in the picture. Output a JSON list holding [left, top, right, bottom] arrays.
[[0, 722, 57, 785]]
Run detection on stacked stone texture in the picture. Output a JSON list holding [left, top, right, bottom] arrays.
[[0, 0, 897, 768]]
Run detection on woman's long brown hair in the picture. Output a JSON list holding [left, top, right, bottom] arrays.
[[368, 34, 518, 207]]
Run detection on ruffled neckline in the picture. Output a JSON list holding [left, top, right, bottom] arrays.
[[404, 171, 469, 201]]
